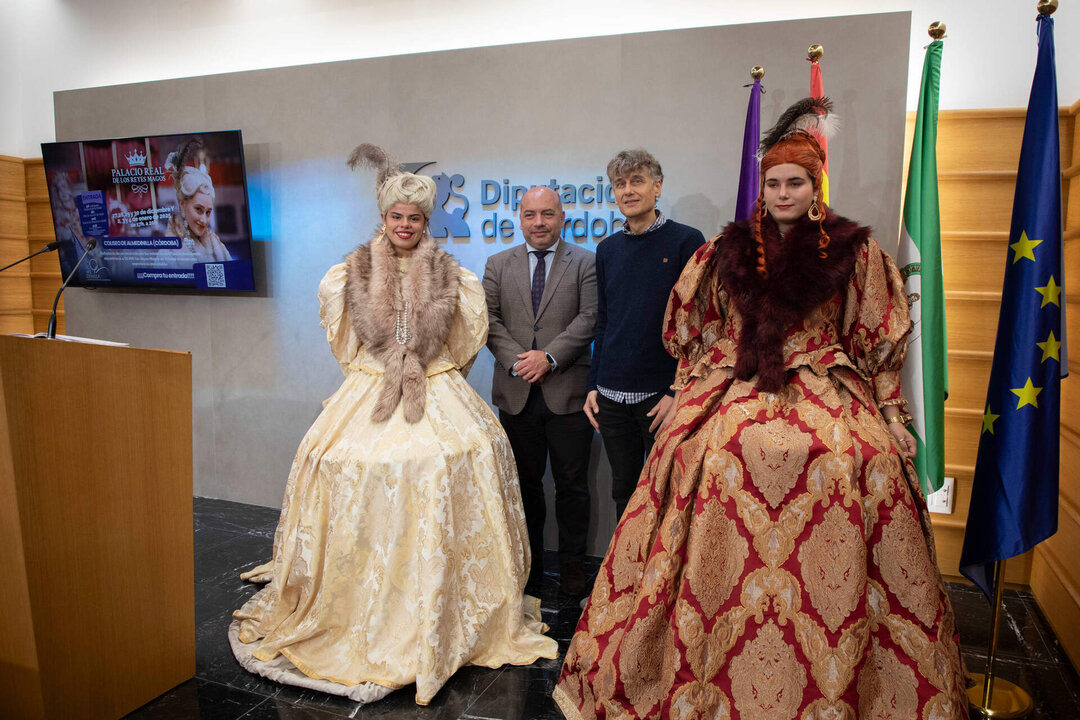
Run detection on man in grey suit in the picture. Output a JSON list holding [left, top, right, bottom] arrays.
[[483, 186, 597, 597]]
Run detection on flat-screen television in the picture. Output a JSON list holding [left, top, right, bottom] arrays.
[[41, 130, 256, 291]]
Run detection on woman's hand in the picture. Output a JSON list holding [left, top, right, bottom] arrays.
[[881, 406, 916, 459], [888, 422, 917, 459]]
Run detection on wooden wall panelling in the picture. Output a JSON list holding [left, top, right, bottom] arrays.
[[0, 156, 25, 193], [900, 110, 1034, 583], [944, 292, 1003, 354], [942, 409, 982, 469], [1061, 362, 1080, 439], [0, 157, 64, 336], [24, 193, 53, 238], [24, 160, 63, 335], [935, 109, 1027, 172], [1030, 550, 1080, 670], [914, 109, 1071, 587], [909, 106, 1079, 600], [942, 232, 1008, 293], [1031, 97, 1080, 671], [937, 171, 1016, 232], [0, 156, 33, 335], [1067, 170, 1080, 231], [0, 199, 28, 235], [946, 351, 994, 408], [1069, 292, 1080, 369], [933, 527, 1032, 588], [1032, 426, 1080, 669], [1061, 99, 1077, 168]]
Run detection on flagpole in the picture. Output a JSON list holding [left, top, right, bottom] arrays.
[[899, 21, 947, 498], [981, 559, 1006, 708], [807, 44, 829, 204], [734, 65, 764, 222], [967, 559, 1033, 718], [963, 2, 1061, 715]]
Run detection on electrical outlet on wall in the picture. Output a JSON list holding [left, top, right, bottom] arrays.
[[926, 476, 955, 514]]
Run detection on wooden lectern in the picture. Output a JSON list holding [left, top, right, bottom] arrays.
[[0, 335, 194, 719]]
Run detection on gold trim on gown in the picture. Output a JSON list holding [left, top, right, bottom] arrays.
[[553, 237, 969, 719]]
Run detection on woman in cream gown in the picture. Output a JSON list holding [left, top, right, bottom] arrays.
[[230, 145, 557, 705]]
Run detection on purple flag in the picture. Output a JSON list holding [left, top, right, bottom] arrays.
[[735, 78, 764, 222]]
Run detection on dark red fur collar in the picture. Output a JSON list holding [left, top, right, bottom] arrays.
[[717, 211, 870, 392]]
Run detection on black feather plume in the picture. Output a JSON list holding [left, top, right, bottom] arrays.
[[759, 97, 833, 156]]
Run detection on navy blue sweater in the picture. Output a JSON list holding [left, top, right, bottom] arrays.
[[587, 219, 706, 395]]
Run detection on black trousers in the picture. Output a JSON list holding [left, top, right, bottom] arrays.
[[595, 392, 660, 520], [499, 386, 593, 589]]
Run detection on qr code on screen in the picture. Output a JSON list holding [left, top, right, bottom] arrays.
[[205, 264, 226, 288]]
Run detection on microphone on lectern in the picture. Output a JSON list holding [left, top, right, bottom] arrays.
[[46, 238, 97, 340], [0, 240, 61, 274]]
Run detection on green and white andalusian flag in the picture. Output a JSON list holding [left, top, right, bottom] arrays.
[[899, 38, 947, 496]]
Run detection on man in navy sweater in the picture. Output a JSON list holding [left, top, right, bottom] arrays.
[[584, 149, 705, 521]]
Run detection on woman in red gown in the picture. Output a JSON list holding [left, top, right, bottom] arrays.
[[553, 99, 969, 720]]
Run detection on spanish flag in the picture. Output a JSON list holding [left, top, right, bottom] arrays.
[[808, 48, 830, 204]]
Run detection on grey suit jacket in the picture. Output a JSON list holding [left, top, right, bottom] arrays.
[[483, 241, 597, 415]]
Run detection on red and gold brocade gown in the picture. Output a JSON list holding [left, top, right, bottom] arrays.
[[553, 218, 969, 720]]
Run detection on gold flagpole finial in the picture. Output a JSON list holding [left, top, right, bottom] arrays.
[[1037, 0, 1057, 16], [928, 21, 946, 39], [808, 44, 824, 62], [750, 65, 765, 80]]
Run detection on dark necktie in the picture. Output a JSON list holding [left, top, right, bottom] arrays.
[[531, 250, 550, 316]]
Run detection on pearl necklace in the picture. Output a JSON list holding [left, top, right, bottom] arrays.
[[395, 301, 411, 345]]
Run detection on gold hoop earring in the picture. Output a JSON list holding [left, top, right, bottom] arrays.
[[380, 223, 387, 235], [807, 201, 822, 221]]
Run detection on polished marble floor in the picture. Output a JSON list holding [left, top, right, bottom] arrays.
[[123, 497, 1080, 719]]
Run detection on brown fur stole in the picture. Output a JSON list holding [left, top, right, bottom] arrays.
[[717, 211, 870, 392], [343, 232, 460, 423]]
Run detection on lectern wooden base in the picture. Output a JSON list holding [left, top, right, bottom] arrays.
[[0, 335, 194, 719]]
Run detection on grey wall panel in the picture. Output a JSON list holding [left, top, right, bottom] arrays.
[[54, 12, 910, 553]]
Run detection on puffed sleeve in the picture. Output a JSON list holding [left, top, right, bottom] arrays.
[[662, 239, 725, 390], [318, 263, 361, 374], [446, 267, 489, 376], [840, 237, 912, 408]]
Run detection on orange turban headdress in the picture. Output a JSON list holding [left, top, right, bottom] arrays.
[[751, 97, 834, 277]]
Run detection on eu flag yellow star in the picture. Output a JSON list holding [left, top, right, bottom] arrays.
[[1011, 378, 1043, 409], [982, 405, 1000, 434], [1010, 230, 1043, 264], [1036, 330, 1062, 363], [1035, 275, 1061, 307]]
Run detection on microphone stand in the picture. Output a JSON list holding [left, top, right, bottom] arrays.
[[0, 240, 61, 274], [46, 238, 97, 340]]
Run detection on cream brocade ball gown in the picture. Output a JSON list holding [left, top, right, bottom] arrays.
[[229, 260, 558, 705]]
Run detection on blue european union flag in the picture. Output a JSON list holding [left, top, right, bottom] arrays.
[[959, 14, 1066, 599]]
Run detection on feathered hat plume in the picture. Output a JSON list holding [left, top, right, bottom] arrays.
[[758, 96, 835, 157], [347, 143, 400, 186]]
